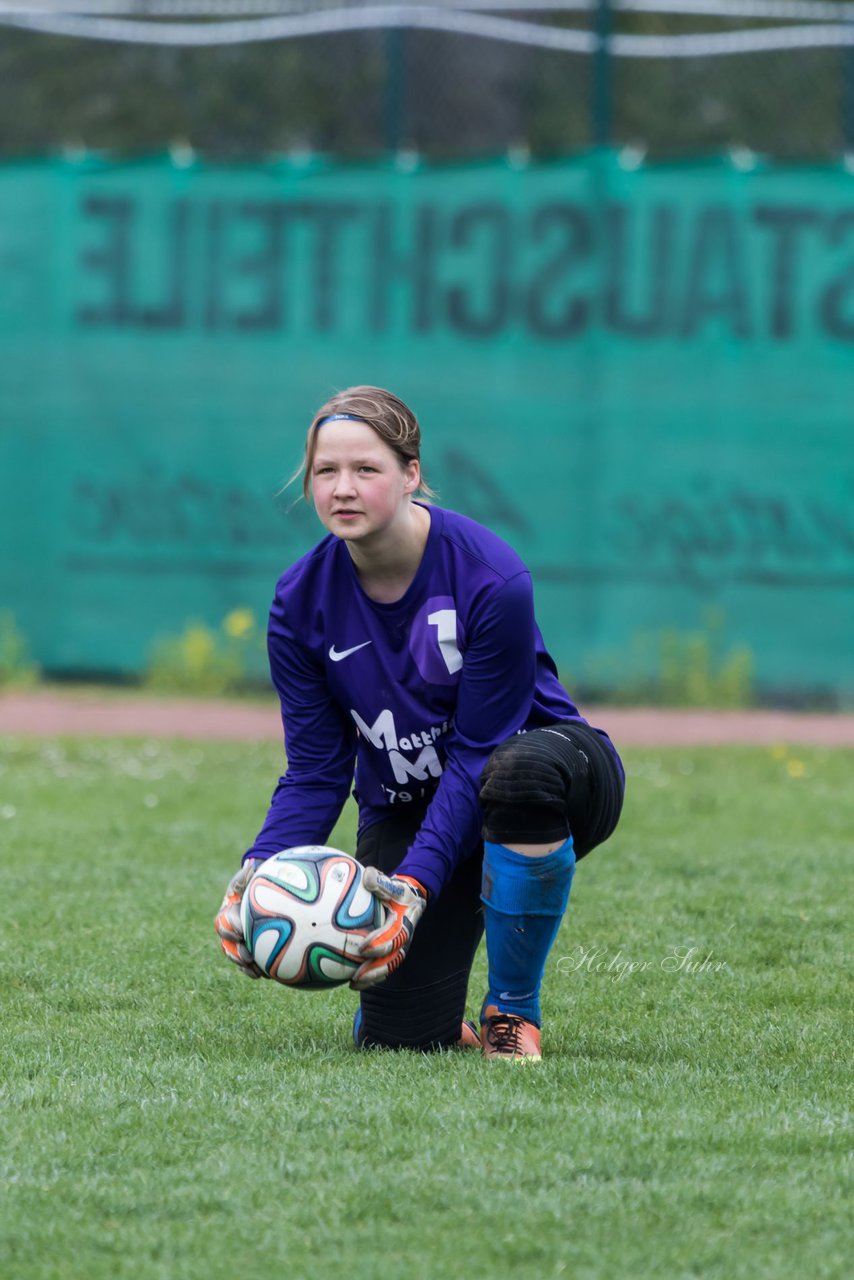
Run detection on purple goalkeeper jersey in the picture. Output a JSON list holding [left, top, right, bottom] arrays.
[[246, 504, 620, 898]]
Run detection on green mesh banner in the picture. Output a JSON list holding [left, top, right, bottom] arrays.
[[1, 153, 852, 698]]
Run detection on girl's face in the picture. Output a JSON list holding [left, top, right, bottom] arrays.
[[310, 419, 420, 545]]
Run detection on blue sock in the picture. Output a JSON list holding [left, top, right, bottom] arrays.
[[480, 837, 576, 1027]]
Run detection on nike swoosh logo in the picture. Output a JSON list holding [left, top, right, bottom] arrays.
[[329, 641, 373, 662], [499, 990, 536, 1001]]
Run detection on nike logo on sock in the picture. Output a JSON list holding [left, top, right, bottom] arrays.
[[329, 641, 372, 662]]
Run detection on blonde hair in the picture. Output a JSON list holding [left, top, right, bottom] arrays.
[[296, 385, 437, 501]]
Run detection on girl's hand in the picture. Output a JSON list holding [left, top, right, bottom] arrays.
[[214, 860, 266, 979], [350, 870, 427, 990]]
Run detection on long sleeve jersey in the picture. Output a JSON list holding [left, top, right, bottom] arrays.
[[245, 504, 618, 899]]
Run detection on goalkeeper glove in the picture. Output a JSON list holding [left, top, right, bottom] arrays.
[[350, 869, 427, 990], [214, 859, 266, 979]]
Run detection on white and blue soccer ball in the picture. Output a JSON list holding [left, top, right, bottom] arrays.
[[240, 846, 382, 989]]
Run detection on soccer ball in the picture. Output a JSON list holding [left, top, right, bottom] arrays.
[[240, 846, 383, 989]]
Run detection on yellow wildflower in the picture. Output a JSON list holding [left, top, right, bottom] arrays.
[[224, 609, 255, 640]]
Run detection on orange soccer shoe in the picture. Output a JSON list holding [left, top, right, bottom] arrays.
[[458, 1019, 481, 1049], [480, 1005, 542, 1062]]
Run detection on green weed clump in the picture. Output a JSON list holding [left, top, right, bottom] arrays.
[[144, 608, 263, 696], [653, 625, 753, 707], [0, 611, 39, 689], [589, 612, 755, 708]]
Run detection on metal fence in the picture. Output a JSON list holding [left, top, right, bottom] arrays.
[[2, 3, 854, 160]]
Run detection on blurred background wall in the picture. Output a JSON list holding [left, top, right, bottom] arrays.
[[1, 1, 853, 704]]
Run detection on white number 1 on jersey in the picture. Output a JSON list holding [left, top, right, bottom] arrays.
[[427, 609, 463, 675]]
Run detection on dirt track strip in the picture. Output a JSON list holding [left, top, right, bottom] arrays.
[[2, 691, 854, 747]]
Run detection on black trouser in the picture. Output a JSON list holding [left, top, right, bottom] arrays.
[[356, 810, 485, 1049], [355, 720, 624, 1050]]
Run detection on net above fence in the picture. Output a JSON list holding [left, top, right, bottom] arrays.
[[3, 1, 854, 156]]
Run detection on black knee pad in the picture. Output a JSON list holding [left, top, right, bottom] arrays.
[[480, 726, 592, 845]]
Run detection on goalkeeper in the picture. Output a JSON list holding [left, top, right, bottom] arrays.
[[216, 386, 624, 1061]]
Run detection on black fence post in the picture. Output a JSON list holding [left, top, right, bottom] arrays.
[[385, 27, 407, 152], [593, 0, 613, 148], [844, 29, 854, 152]]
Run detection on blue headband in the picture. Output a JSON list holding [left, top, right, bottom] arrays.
[[315, 413, 364, 430]]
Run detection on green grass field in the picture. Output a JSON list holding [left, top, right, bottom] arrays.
[[1, 735, 850, 1280]]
